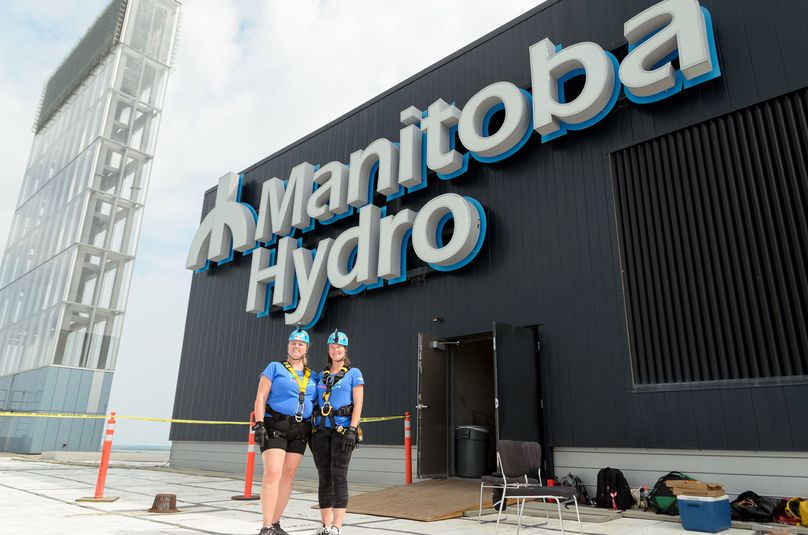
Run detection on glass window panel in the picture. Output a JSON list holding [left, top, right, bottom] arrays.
[[19, 318, 33, 371], [98, 257, 133, 311], [99, 314, 123, 370], [139, 63, 156, 104], [92, 143, 125, 195], [129, 106, 159, 153], [0, 294, 10, 329], [82, 195, 115, 248], [84, 313, 114, 369], [118, 53, 143, 99], [41, 306, 59, 366], [54, 305, 91, 366], [123, 0, 180, 65], [69, 250, 103, 305], [110, 97, 134, 145], [109, 203, 140, 254], [121, 153, 149, 203]]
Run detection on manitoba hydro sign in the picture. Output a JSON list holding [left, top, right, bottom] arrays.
[[186, 0, 720, 329]]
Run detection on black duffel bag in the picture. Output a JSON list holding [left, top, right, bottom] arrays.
[[730, 491, 779, 522]]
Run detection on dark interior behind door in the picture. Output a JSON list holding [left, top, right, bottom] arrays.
[[492, 322, 541, 442], [417, 333, 448, 478]]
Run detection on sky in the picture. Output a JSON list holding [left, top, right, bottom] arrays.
[[0, 0, 545, 446]]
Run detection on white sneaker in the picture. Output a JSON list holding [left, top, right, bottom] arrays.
[[330, 527, 341, 535], [314, 525, 330, 535]]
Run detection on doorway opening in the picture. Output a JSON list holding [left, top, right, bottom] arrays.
[[448, 333, 496, 478], [417, 323, 544, 480]]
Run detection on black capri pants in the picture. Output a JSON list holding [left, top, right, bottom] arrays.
[[309, 428, 355, 509]]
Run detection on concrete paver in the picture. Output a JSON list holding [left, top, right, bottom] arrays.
[[0, 456, 757, 535]]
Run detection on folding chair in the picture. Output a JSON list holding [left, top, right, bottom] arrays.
[[478, 440, 538, 521], [482, 440, 583, 535]]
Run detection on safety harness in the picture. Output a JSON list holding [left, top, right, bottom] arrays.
[[314, 365, 353, 431], [281, 361, 311, 422], [263, 361, 313, 441]]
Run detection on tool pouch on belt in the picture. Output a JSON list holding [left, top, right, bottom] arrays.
[[296, 420, 313, 443], [265, 411, 290, 439]]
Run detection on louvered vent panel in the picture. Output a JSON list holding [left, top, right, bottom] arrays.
[[611, 89, 808, 385]]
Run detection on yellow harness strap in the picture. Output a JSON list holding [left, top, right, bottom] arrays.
[[283, 361, 311, 422]]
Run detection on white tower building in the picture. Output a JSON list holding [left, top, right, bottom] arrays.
[[0, 0, 181, 453]]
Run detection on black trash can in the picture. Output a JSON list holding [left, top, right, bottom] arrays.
[[455, 425, 490, 478]]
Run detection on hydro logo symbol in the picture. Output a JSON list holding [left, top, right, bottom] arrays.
[[186, 0, 720, 328]]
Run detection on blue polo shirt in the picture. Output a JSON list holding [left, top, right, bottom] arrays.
[[261, 361, 318, 418], [314, 367, 364, 428]]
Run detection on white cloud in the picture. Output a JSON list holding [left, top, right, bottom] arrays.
[[1, 0, 545, 446]]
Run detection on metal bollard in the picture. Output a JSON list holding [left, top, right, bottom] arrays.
[[232, 411, 260, 500], [404, 411, 412, 485], [77, 411, 119, 502]]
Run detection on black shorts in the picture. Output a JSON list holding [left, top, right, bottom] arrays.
[[262, 435, 308, 455], [260, 416, 311, 455]]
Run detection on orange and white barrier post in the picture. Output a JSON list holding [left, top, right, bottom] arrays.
[[404, 411, 412, 485], [232, 411, 260, 500], [77, 411, 119, 502]]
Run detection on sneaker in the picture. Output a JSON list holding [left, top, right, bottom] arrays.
[[314, 525, 331, 535], [271, 522, 290, 535], [258, 528, 273, 535], [331, 527, 341, 535]]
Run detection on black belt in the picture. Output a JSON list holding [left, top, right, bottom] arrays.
[[265, 405, 300, 422], [314, 404, 353, 430]]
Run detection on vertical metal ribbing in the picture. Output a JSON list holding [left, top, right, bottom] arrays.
[[772, 97, 808, 377], [746, 107, 789, 377], [612, 88, 808, 385], [712, 118, 754, 379], [613, 154, 644, 385], [659, 135, 695, 382], [681, 128, 720, 381]]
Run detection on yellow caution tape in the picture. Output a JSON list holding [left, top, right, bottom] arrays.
[[0, 411, 106, 419], [359, 415, 406, 423], [0, 412, 247, 425], [117, 415, 248, 425], [0, 411, 406, 425]]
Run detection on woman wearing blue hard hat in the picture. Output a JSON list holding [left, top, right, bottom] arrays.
[[310, 329, 364, 535], [252, 327, 318, 535]]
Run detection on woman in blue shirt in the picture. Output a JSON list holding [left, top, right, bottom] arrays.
[[252, 327, 318, 535], [310, 330, 364, 535]]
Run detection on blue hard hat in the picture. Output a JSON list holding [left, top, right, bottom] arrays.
[[289, 327, 310, 344], [327, 329, 349, 347]]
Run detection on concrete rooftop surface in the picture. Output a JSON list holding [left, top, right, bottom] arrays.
[[0, 455, 764, 535]]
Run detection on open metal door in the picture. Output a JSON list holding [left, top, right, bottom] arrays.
[[416, 333, 448, 478], [492, 322, 541, 442]]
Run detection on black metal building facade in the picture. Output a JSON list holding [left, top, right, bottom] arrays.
[[172, 0, 808, 461]]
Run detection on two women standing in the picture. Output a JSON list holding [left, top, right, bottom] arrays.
[[252, 328, 363, 535]]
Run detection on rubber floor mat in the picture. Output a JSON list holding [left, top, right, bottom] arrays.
[[341, 479, 491, 521]]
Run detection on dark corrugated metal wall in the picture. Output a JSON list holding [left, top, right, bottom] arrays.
[[613, 89, 808, 384], [173, 0, 808, 452]]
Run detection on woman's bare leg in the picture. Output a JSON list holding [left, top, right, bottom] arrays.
[[319, 507, 333, 528], [260, 449, 286, 527], [332, 508, 347, 529], [272, 452, 304, 523]]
